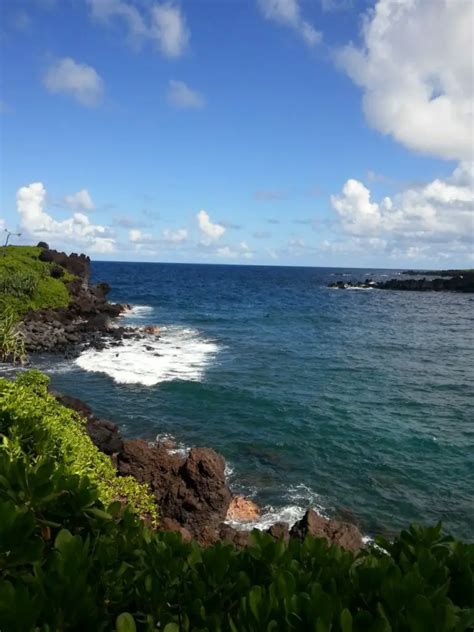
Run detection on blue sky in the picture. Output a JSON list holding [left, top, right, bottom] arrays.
[[1, 0, 472, 267]]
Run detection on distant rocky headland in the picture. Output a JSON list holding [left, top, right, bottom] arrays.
[[328, 269, 474, 292]]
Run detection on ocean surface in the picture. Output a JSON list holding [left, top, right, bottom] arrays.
[[16, 263, 474, 538]]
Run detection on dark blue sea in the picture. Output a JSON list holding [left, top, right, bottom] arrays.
[[29, 263, 474, 539]]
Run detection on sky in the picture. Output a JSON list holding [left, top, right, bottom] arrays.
[[1, 0, 473, 267]]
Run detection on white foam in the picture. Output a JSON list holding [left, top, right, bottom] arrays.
[[345, 286, 374, 291], [226, 483, 327, 531], [155, 433, 190, 457], [74, 325, 220, 386], [122, 305, 154, 319]]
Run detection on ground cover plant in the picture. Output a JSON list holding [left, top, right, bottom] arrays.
[[0, 371, 473, 631]]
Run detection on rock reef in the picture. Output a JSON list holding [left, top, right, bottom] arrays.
[[328, 270, 474, 293]]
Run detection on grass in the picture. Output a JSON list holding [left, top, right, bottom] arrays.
[[0, 246, 74, 318]]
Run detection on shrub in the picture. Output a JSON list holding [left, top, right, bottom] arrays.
[[0, 371, 157, 522]]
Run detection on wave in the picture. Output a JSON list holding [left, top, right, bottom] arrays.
[[226, 483, 328, 531], [345, 286, 374, 291], [74, 325, 220, 386], [122, 305, 154, 319]]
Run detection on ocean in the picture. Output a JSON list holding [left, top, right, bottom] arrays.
[[24, 262, 474, 539]]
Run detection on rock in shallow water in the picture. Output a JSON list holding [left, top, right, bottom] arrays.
[[226, 495, 260, 521], [290, 509, 363, 552]]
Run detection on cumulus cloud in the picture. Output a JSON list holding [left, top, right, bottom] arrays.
[[43, 57, 104, 107], [16, 182, 115, 253], [88, 0, 189, 57], [258, 0, 321, 47], [330, 162, 474, 258], [336, 0, 474, 161], [197, 210, 226, 242], [167, 80, 205, 109], [64, 189, 95, 212], [128, 228, 155, 243], [163, 227, 188, 243], [216, 241, 253, 260]]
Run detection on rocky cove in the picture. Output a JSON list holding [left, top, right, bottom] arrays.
[[6, 245, 364, 552]]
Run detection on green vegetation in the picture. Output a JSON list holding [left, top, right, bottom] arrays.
[[0, 303, 26, 364], [0, 246, 72, 318], [0, 371, 157, 521], [0, 371, 473, 631]]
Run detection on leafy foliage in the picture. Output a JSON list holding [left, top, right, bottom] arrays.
[[0, 371, 473, 631], [0, 246, 73, 318], [0, 370, 157, 521]]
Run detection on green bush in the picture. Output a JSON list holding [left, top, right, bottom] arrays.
[[0, 371, 157, 522], [0, 371, 473, 631], [0, 246, 72, 318]]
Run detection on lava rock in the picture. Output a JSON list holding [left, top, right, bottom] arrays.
[[290, 509, 363, 552]]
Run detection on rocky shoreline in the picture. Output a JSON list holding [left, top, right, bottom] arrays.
[[19, 244, 134, 355], [54, 390, 364, 552], [328, 270, 474, 292], [10, 244, 364, 551]]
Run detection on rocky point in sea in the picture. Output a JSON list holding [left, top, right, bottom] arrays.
[[18, 243, 134, 356], [328, 270, 474, 292], [12, 243, 365, 551]]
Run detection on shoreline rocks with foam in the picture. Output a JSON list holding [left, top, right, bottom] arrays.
[[55, 389, 364, 551], [19, 244, 131, 356]]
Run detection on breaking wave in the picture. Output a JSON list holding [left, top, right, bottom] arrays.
[[75, 326, 220, 386]]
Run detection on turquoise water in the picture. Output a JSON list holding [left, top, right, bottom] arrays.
[[27, 263, 474, 538]]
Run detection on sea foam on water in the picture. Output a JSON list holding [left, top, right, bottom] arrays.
[[75, 325, 220, 386]]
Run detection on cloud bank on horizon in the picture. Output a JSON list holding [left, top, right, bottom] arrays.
[[1, 0, 473, 266]]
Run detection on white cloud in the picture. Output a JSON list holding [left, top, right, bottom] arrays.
[[151, 4, 189, 57], [167, 80, 205, 109], [197, 210, 225, 242], [163, 227, 188, 243], [16, 182, 115, 253], [128, 228, 155, 243], [64, 189, 95, 212], [216, 242, 253, 260], [43, 57, 104, 107], [330, 162, 474, 257], [258, 0, 322, 48], [336, 0, 474, 161], [88, 0, 189, 57]]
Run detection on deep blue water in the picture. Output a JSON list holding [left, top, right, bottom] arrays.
[[31, 263, 474, 538]]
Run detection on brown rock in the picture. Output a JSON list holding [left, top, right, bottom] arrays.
[[86, 417, 123, 455], [226, 495, 260, 522], [117, 442, 232, 538], [267, 522, 290, 543], [144, 325, 161, 336], [290, 509, 363, 552], [218, 524, 251, 549], [160, 518, 192, 542]]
